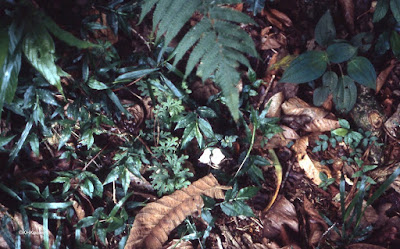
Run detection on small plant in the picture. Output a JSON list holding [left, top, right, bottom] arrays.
[[319, 172, 336, 190], [280, 10, 376, 113]]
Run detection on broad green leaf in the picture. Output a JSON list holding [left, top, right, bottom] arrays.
[[80, 129, 94, 149], [322, 70, 338, 90], [114, 68, 158, 83], [58, 127, 72, 150], [194, 123, 204, 148], [333, 75, 357, 112], [332, 128, 349, 137], [0, 26, 8, 69], [315, 10, 336, 46], [326, 43, 357, 63], [43, 14, 98, 49], [121, 168, 130, 195], [181, 122, 196, 149], [375, 31, 391, 56], [197, 106, 217, 118], [198, 117, 214, 138], [81, 178, 94, 198], [373, 0, 389, 22], [313, 87, 330, 106], [280, 51, 328, 83], [347, 56, 376, 89], [104, 166, 122, 185], [106, 90, 130, 117], [23, 26, 63, 94], [36, 89, 59, 106], [339, 119, 351, 129], [390, 31, 400, 58], [390, 0, 400, 23], [237, 186, 259, 199], [175, 113, 196, 130], [221, 200, 254, 217], [88, 78, 108, 90]]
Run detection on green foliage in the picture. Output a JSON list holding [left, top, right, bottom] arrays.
[[280, 10, 377, 113], [140, 0, 258, 121], [220, 183, 258, 217], [318, 172, 335, 190]]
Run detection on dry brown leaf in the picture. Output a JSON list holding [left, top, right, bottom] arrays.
[[262, 196, 298, 239], [384, 104, 400, 139], [282, 97, 328, 119], [338, 0, 355, 32], [303, 198, 330, 246], [303, 118, 340, 132], [292, 137, 331, 185], [262, 9, 292, 30], [376, 60, 396, 93], [265, 92, 284, 118], [124, 174, 227, 249]]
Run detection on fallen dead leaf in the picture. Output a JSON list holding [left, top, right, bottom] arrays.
[[163, 239, 193, 249], [376, 60, 396, 93], [262, 196, 299, 239], [282, 97, 328, 119], [124, 174, 227, 249], [265, 92, 284, 118], [292, 137, 331, 185], [303, 118, 340, 132], [384, 103, 400, 139], [262, 9, 292, 30]]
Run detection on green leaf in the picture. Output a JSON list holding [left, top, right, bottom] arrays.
[[198, 118, 214, 138], [88, 78, 108, 90], [366, 167, 400, 206], [0, 135, 16, 148], [347, 57, 376, 89], [339, 119, 351, 129], [29, 134, 40, 157], [181, 122, 196, 149], [58, 127, 72, 150], [29, 202, 72, 209], [313, 87, 330, 106], [373, 0, 389, 22], [104, 166, 122, 185], [0, 183, 22, 201], [0, 26, 8, 70], [114, 68, 158, 83], [332, 128, 349, 137], [237, 186, 259, 199], [76, 216, 98, 228], [326, 43, 357, 63], [322, 71, 338, 89], [390, 31, 400, 58], [280, 51, 328, 83], [175, 113, 196, 130], [315, 10, 336, 46], [81, 178, 94, 198], [9, 121, 33, 163], [80, 129, 94, 149], [221, 200, 254, 217], [390, 0, 400, 23], [333, 75, 357, 112], [43, 14, 98, 49], [197, 106, 217, 118], [22, 26, 63, 94]]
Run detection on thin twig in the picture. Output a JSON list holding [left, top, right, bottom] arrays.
[[82, 144, 109, 171]]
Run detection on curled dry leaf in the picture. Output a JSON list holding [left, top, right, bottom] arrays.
[[262, 9, 292, 30], [303, 198, 330, 246], [262, 196, 299, 239], [292, 137, 331, 185], [303, 118, 340, 132], [265, 92, 284, 118], [376, 60, 396, 93], [264, 126, 299, 149], [282, 97, 328, 119], [124, 174, 227, 249]]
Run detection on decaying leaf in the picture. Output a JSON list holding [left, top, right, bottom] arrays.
[[282, 97, 328, 119], [124, 174, 227, 249], [262, 9, 292, 30], [303, 118, 340, 132], [262, 196, 298, 239], [265, 92, 284, 118], [292, 136, 331, 185], [303, 197, 330, 246], [376, 60, 396, 93]]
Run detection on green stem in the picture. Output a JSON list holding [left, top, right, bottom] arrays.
[[234, 122, 257, 177]]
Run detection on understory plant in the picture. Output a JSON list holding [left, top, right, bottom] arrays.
[[280, 10, 376, 113]]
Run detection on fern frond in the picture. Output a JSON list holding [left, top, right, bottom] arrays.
[[140, 0, 257, 121]]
